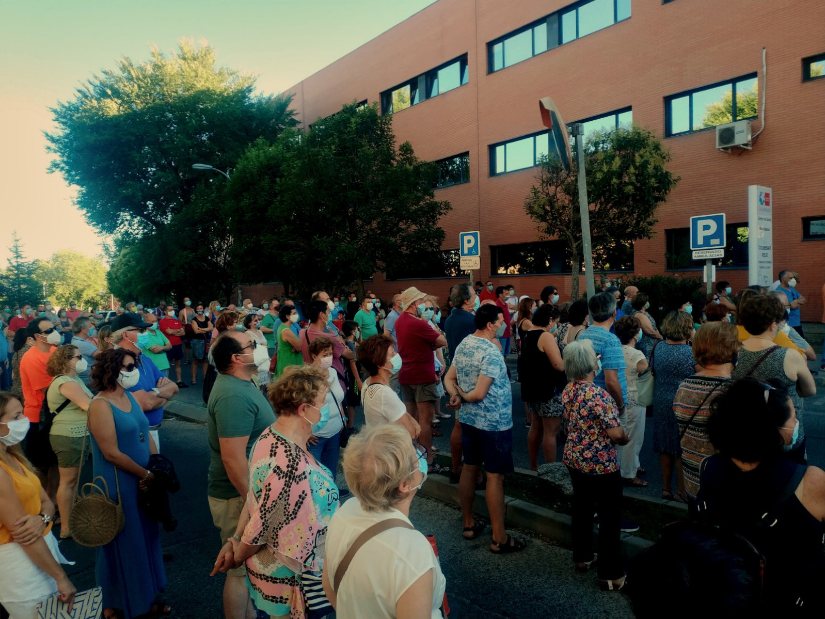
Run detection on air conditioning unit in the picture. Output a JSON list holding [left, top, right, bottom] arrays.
[[716, 119, 752, 149]]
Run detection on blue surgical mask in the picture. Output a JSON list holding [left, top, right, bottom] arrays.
[[303, 403, 331, 434], [782, 418, 800, 451], [636, 329, 643, 343], [473, 296, 480, 312], [595, 358, 603, 375], [724, 287, 732, 295], [88, 327, 97, 337], [434, 311, 441, 323], [683, 304, 693, 315], [385, 353, 402, 374], [551, 293, 560, 305], [137, 332, 152, 348], [417, 303, 428, 317], [495, 321, 507, 338]]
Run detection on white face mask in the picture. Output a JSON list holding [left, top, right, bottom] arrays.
[[117, 368, 140, 390], [0, 417, 30, 446], [318, 355, 333, 369], [365, 302, 373, 311], [75, 358, 88, 374], [46, 330, 62, 346], [551, 294, 560, 305], [167, 310, 175, 317], [788, 278, 797, 288], [289, 313, 300, 324], [327, 300, 335, 312]]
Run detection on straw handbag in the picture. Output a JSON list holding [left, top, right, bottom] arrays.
[[70, 424, 125, 548]]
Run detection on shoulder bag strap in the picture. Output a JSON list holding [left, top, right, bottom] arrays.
[[333, 518, 414, 592], [329, 385, 346, 426], [743, 345, 779, 378], [49, 376, 72, 415], [678, 381, 724, 441]]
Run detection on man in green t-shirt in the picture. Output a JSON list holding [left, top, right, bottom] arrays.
[[259, 297, 281, 358], [207, 330, 276, 619], [138, 312, 172, 375]]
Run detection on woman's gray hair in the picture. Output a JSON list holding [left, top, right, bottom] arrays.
[[563, 339, 598, 381], [342, 424, 418, 512]]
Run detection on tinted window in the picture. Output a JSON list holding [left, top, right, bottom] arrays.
[[434, 153, 470, 189], [803, 53, 825, 81], [490, 132, 553, 175], [381, 55, 469, 114], [578, 0, 614, 37], [665, 74, 758, 136]]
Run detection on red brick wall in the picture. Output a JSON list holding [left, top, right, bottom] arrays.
[[285, 0, 825, 320]]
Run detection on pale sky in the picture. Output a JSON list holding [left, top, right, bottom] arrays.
[[0, 0, 437, 266]]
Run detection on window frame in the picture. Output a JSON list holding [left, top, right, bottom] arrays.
[[664, 73, 758, 137], [486, 0, 631, 74], [488, 129, 551, 177], [433, 152, 471, 190], [569, 106, 633, 141], [802, 53, 825, 82], [802, 215, 825, 241], [380, 54, 469, 115]]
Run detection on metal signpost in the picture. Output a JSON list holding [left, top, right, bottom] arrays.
[[747, 185, 773, 287], [690, 213, 726, 295], [459, 231, 480, 284]]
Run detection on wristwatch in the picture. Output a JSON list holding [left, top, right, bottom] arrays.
[[39, 512, 52, 525], [151, 387, 161, 396]]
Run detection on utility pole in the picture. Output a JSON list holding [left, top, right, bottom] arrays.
[[572, 123, 596, 299]]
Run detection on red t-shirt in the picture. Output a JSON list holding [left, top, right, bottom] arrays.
[[8, 315, 30, 333], [20, 347, 55, 422], [159, 317, 183, 346], [65, 309, 84, 322], [479, 289, 497, 302], [396, 312, 441, 386], [495, 299, 512, 338]]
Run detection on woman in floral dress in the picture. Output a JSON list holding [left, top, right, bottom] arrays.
[[215, 365, 340, 618], [561, 339, 629, 591]]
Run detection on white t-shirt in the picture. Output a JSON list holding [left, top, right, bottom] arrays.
[[622, 344, 646, 404], [315, 367, 346, 438], [361, 379, 406, 427], [325, 498, 446, 619]]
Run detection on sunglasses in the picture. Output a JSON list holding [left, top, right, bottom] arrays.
[[121, 363, 137, 372], [72, 354, 82, 360], [39, 327, 56, 335]]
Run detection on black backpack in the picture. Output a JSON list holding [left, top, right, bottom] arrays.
[[627, 458, 810, 618]]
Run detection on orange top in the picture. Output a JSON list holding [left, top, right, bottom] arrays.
[[19, 347, 54, 422], [736, 325, 805, 355], [0, 456, 51, 544]]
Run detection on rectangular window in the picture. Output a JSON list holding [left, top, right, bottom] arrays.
[[571, 107, 633, 142], [487, 0, 632, 73], [665, 73, 758, 136], [386, 249, 461, 279], [803, 53, 825, 81], [665, 223, 749, 270], [381, 54, 469, 114], [434, 153, 470, 189], [489, 131, 554, 176], [802, 216, 825, 240], [491, 240, 633, 275]]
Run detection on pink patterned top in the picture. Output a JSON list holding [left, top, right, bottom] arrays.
[[242, 427, 339, 617]]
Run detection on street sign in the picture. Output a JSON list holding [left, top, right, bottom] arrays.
[[747, 185, 773, 287], [692, 248, 725, 260], [459, 231, 480, 271], [690, 213, 726, 250]]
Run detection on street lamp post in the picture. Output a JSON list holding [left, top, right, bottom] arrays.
[[192, 163, 231, 180]]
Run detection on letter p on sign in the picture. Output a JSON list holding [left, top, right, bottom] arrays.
[[459, 231, 480, 257]]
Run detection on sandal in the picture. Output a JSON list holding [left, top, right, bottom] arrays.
[[489, 534, 527, 554], [622, 477, 649, 488], [462, 519, 487, 540]]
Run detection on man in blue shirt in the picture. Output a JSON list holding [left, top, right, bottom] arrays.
[[444, 283, 477, 360], [579, 292, 627, 414], [111, 312, 179, 450], [383, 294, 402, 347], [776, 269, 807, 337]]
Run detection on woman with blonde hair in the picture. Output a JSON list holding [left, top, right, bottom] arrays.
[[322, 424, 446, 618], [46, 344, 93, 540], [0, 391, 76, 616], [213, 365, 340, 618]]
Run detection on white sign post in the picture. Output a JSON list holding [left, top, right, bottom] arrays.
[[690, 213, 726, 295], [747, 185, 773, 287]]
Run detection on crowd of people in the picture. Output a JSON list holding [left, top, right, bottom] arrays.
[[0, 269, 823, 616]]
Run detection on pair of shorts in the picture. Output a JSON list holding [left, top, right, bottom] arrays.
[[208, 495, 247, 576], [49, 434, 84, 468], [460, 424, 514, 474], [528, 395, 564, 419], [166, 344, 183, 361], [191, 339, 205, 361], [400, 382, 440, 403]]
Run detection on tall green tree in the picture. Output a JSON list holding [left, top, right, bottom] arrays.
[[35, 250, 109, 309], [524, 126, 679, 298], [225, 103, 451, 296], [47, 42, 296, 240], [0, 233, 42, 307]]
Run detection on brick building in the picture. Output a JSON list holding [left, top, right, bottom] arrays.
[[285, 0, 825, 321]]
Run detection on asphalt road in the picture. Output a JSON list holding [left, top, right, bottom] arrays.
[[56, 416, 634, 618]]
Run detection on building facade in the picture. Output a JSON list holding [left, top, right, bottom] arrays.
[[286, 0, 825, 321]]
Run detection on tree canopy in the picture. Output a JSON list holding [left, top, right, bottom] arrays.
[[0, 233, 42, 308], [224, 103, 451, 296], [35, 250, 109, 309], [524, 126, 679, 297]]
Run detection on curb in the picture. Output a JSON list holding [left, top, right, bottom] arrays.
[[420, 473, 654, 559]]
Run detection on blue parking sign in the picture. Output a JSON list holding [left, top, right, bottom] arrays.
[[690, 214, 726, 250], [459, 231, 480, 257]]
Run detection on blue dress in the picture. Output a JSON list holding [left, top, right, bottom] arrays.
[[651, 343, 695, 455], [91, 393, 166, 618]]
